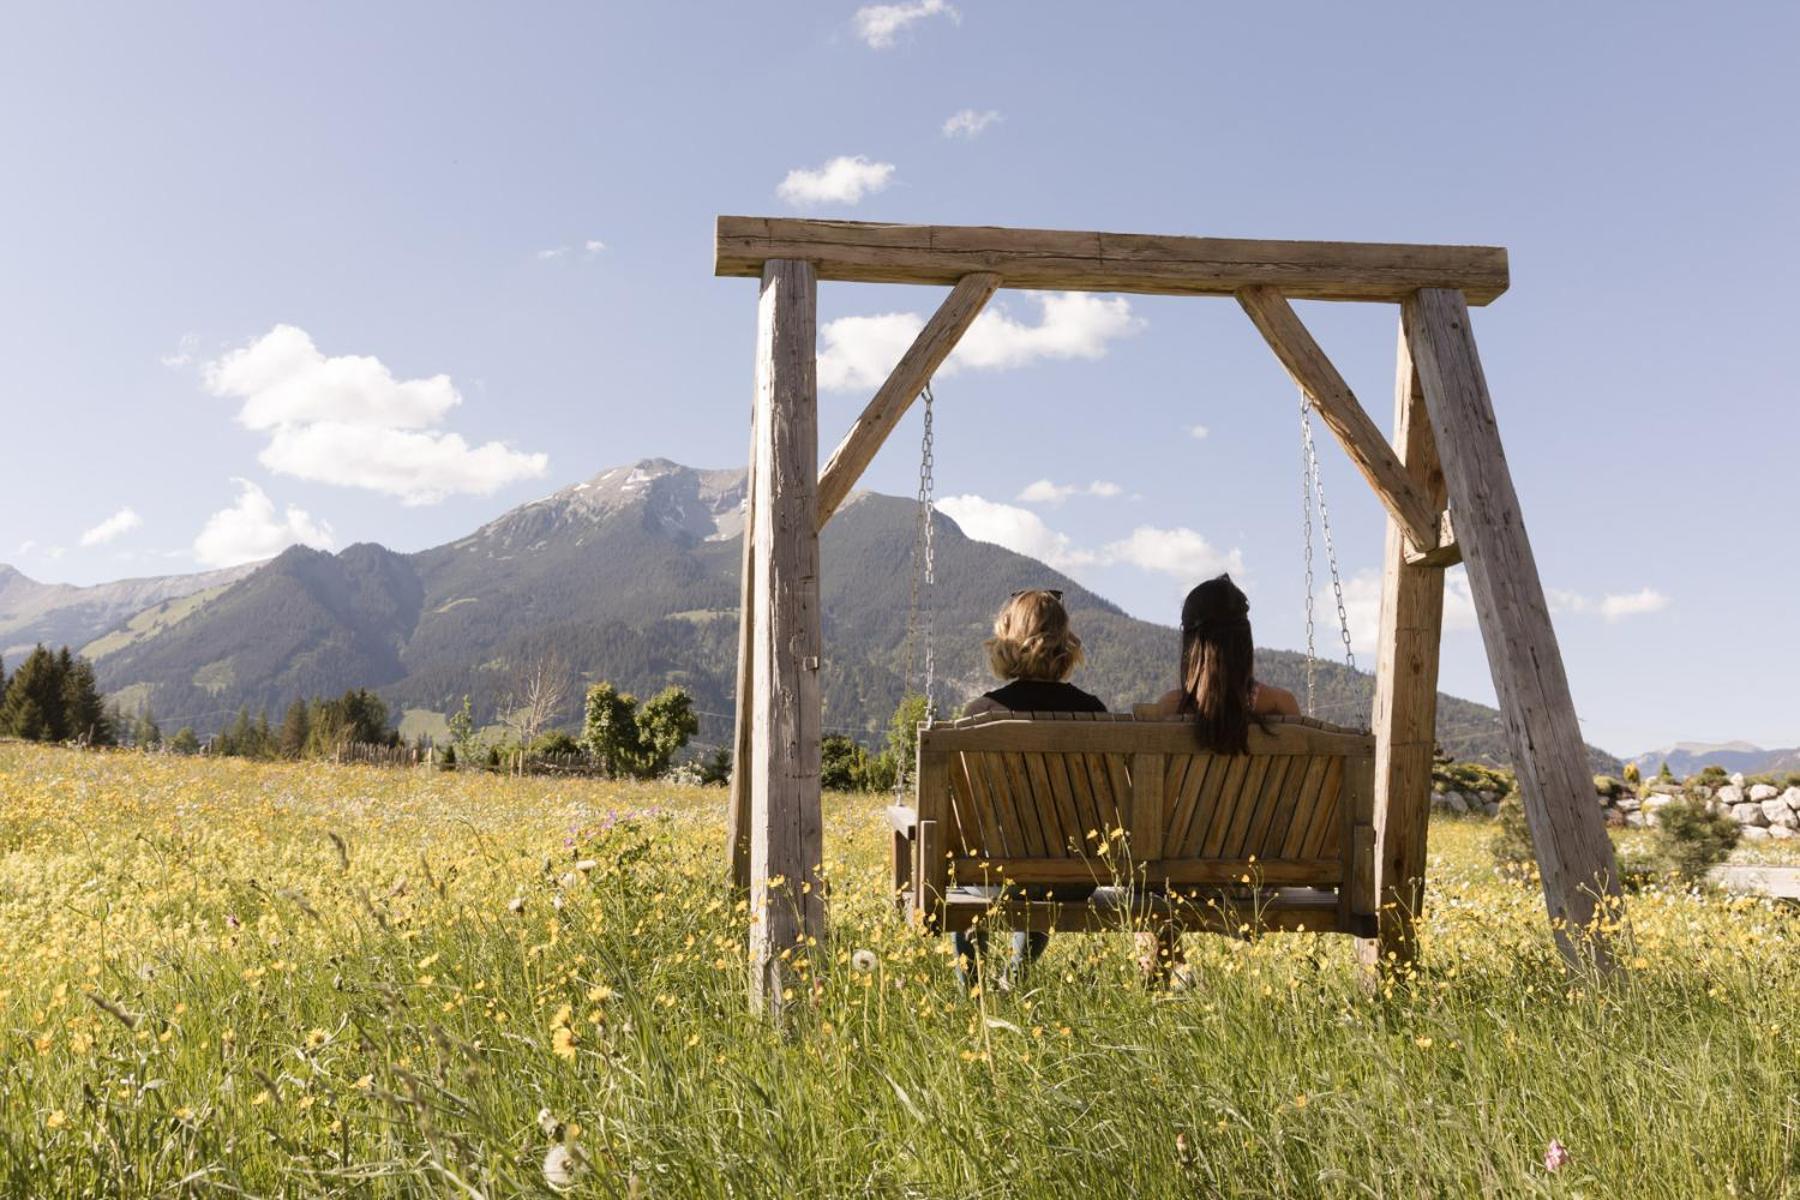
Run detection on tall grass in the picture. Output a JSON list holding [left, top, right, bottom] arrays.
[[1, 744, 1795, 1196]]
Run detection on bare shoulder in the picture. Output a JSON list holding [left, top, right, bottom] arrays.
[[1256, 684, 1301, 717], [1144, 689, 1184, 718]]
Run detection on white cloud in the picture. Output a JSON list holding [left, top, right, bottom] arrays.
[[942, 108, 1001, 139], [537, 240, 607, 261], [1332, 568, 1480, 657], [817, 313, 924, 391], [1600, 588, 1670, 620], [15, 540, 36, 556], [1188, 423, 1210, 440], [192, 479, 335, 568], [1103, 526, 1244, 581], [1551, 585, 1671, 622], [816, 292, 1145, 391], [777, 155, 896, 207], [259, 423, 550, 507], [1017, 479, 1123, 505], [854, 0, 958, 48], [160, 333, 200, 369], [204, 324, 548, 505], [79, 507, 143, 547], [934, 495, 1094, 572], [935, 496, 1247, 596]]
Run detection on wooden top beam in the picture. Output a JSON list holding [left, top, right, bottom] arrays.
[[716, 217, 1509, 305]]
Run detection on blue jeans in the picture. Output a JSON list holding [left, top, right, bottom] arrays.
[[951, 928, 1049, 991], [948, 883, 1096, 991]]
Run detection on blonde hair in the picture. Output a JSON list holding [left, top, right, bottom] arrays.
[[985, 590, 1084, 682]]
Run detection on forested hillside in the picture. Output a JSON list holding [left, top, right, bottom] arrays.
[[82, 460, 1614, 768]]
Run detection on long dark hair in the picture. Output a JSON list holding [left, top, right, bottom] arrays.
[[1176, 575, 1256, 754]]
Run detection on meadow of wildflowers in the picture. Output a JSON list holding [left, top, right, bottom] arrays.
[[2, 742, 1795, 1196]]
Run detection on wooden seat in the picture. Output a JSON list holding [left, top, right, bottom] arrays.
[[887, 713, 1377, 938]]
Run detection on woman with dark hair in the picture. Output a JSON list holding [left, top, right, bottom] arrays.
[[1137, 575, 1297, 985], [1147, 574, 1299, 732]]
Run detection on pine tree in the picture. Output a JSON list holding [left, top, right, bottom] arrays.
[[61, 656, 112, 746], [278, 699, 310, 758], [0, 646, 65, 741], [169, 726, 200, 755], [133, 702, 162, 750]]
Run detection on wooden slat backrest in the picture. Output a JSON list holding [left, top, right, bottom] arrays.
[[921, 715, 1374, 901]]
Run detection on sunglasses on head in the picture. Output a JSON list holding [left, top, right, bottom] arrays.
[[1011, 589, 1064, 601]]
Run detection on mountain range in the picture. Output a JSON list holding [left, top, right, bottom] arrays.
[[4, 460, 1619, 769], [1627, 742, 1800, 780]]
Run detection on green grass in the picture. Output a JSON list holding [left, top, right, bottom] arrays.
[[1, 744, 1795, 1196]]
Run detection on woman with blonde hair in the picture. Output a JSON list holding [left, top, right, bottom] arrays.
[[954, 589, 1107, 990]]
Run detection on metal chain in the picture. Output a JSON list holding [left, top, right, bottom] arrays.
[[1299, 390, 1356, 715], [915, 384, 937, 726], [895, 384, 937, 799], [1300, 397, 1318, 715]]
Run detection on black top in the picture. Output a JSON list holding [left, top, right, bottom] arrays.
[[966, 678, 1108, 716]]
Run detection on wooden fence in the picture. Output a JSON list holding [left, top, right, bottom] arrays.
[[330, 742, 610, 777]]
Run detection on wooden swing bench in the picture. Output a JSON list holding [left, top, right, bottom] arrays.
[[887, 712, 1377, 939]]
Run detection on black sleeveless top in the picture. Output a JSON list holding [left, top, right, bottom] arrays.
[[967, 679, 1108, 715]]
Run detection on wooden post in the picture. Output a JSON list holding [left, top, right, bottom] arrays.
[[1404, 288, 1620, 971], [1356, 319, 1448, 975], [747, 259, 826, 1015], [725, 379, 760, 891]]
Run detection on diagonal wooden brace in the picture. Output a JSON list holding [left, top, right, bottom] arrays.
[[1237, 286, 1445, 556], [816, 273, 1001, 528]]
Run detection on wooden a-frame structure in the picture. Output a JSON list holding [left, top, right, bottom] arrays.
[[715, 216, 1620, 1012]]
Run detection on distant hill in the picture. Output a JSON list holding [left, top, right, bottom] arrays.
[[79, 460, 1616, 770], [0, 561, 258, 662], [1628, 741, 1800, 779]]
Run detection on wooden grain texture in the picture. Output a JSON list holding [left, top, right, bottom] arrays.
[[920, 715, 1373, 758], [816, 273, 1000, 526], [1238, 286, 1443, 552], [947, 858, 1343, 886], [1357, 319, 1451, 971], [746, 260, 825, 1015], [1131, 753, 1166, 861], [716, 216, 1510, 305], [1405, 288, 1621, 972], [1302, 759, 1345, 859], [1278, 756, 1330, 858], [917, 747, 952, 930]]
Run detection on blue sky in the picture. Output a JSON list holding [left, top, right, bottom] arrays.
[[1, 2, 1794, 754]]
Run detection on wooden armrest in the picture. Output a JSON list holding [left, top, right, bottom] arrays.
[[886, 805, 918, 835]]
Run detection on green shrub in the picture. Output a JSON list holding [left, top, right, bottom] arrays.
[[1433, 757, 1516, 799], [698, 747, 732, 788], [530, 729, 582, 757], [1693, 765, 1729, 786], [1654, 798, 1740, 884], [1593, 774, 1622, 798]]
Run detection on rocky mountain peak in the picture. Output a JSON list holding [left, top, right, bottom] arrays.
[[464, 460, 748, 551]]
